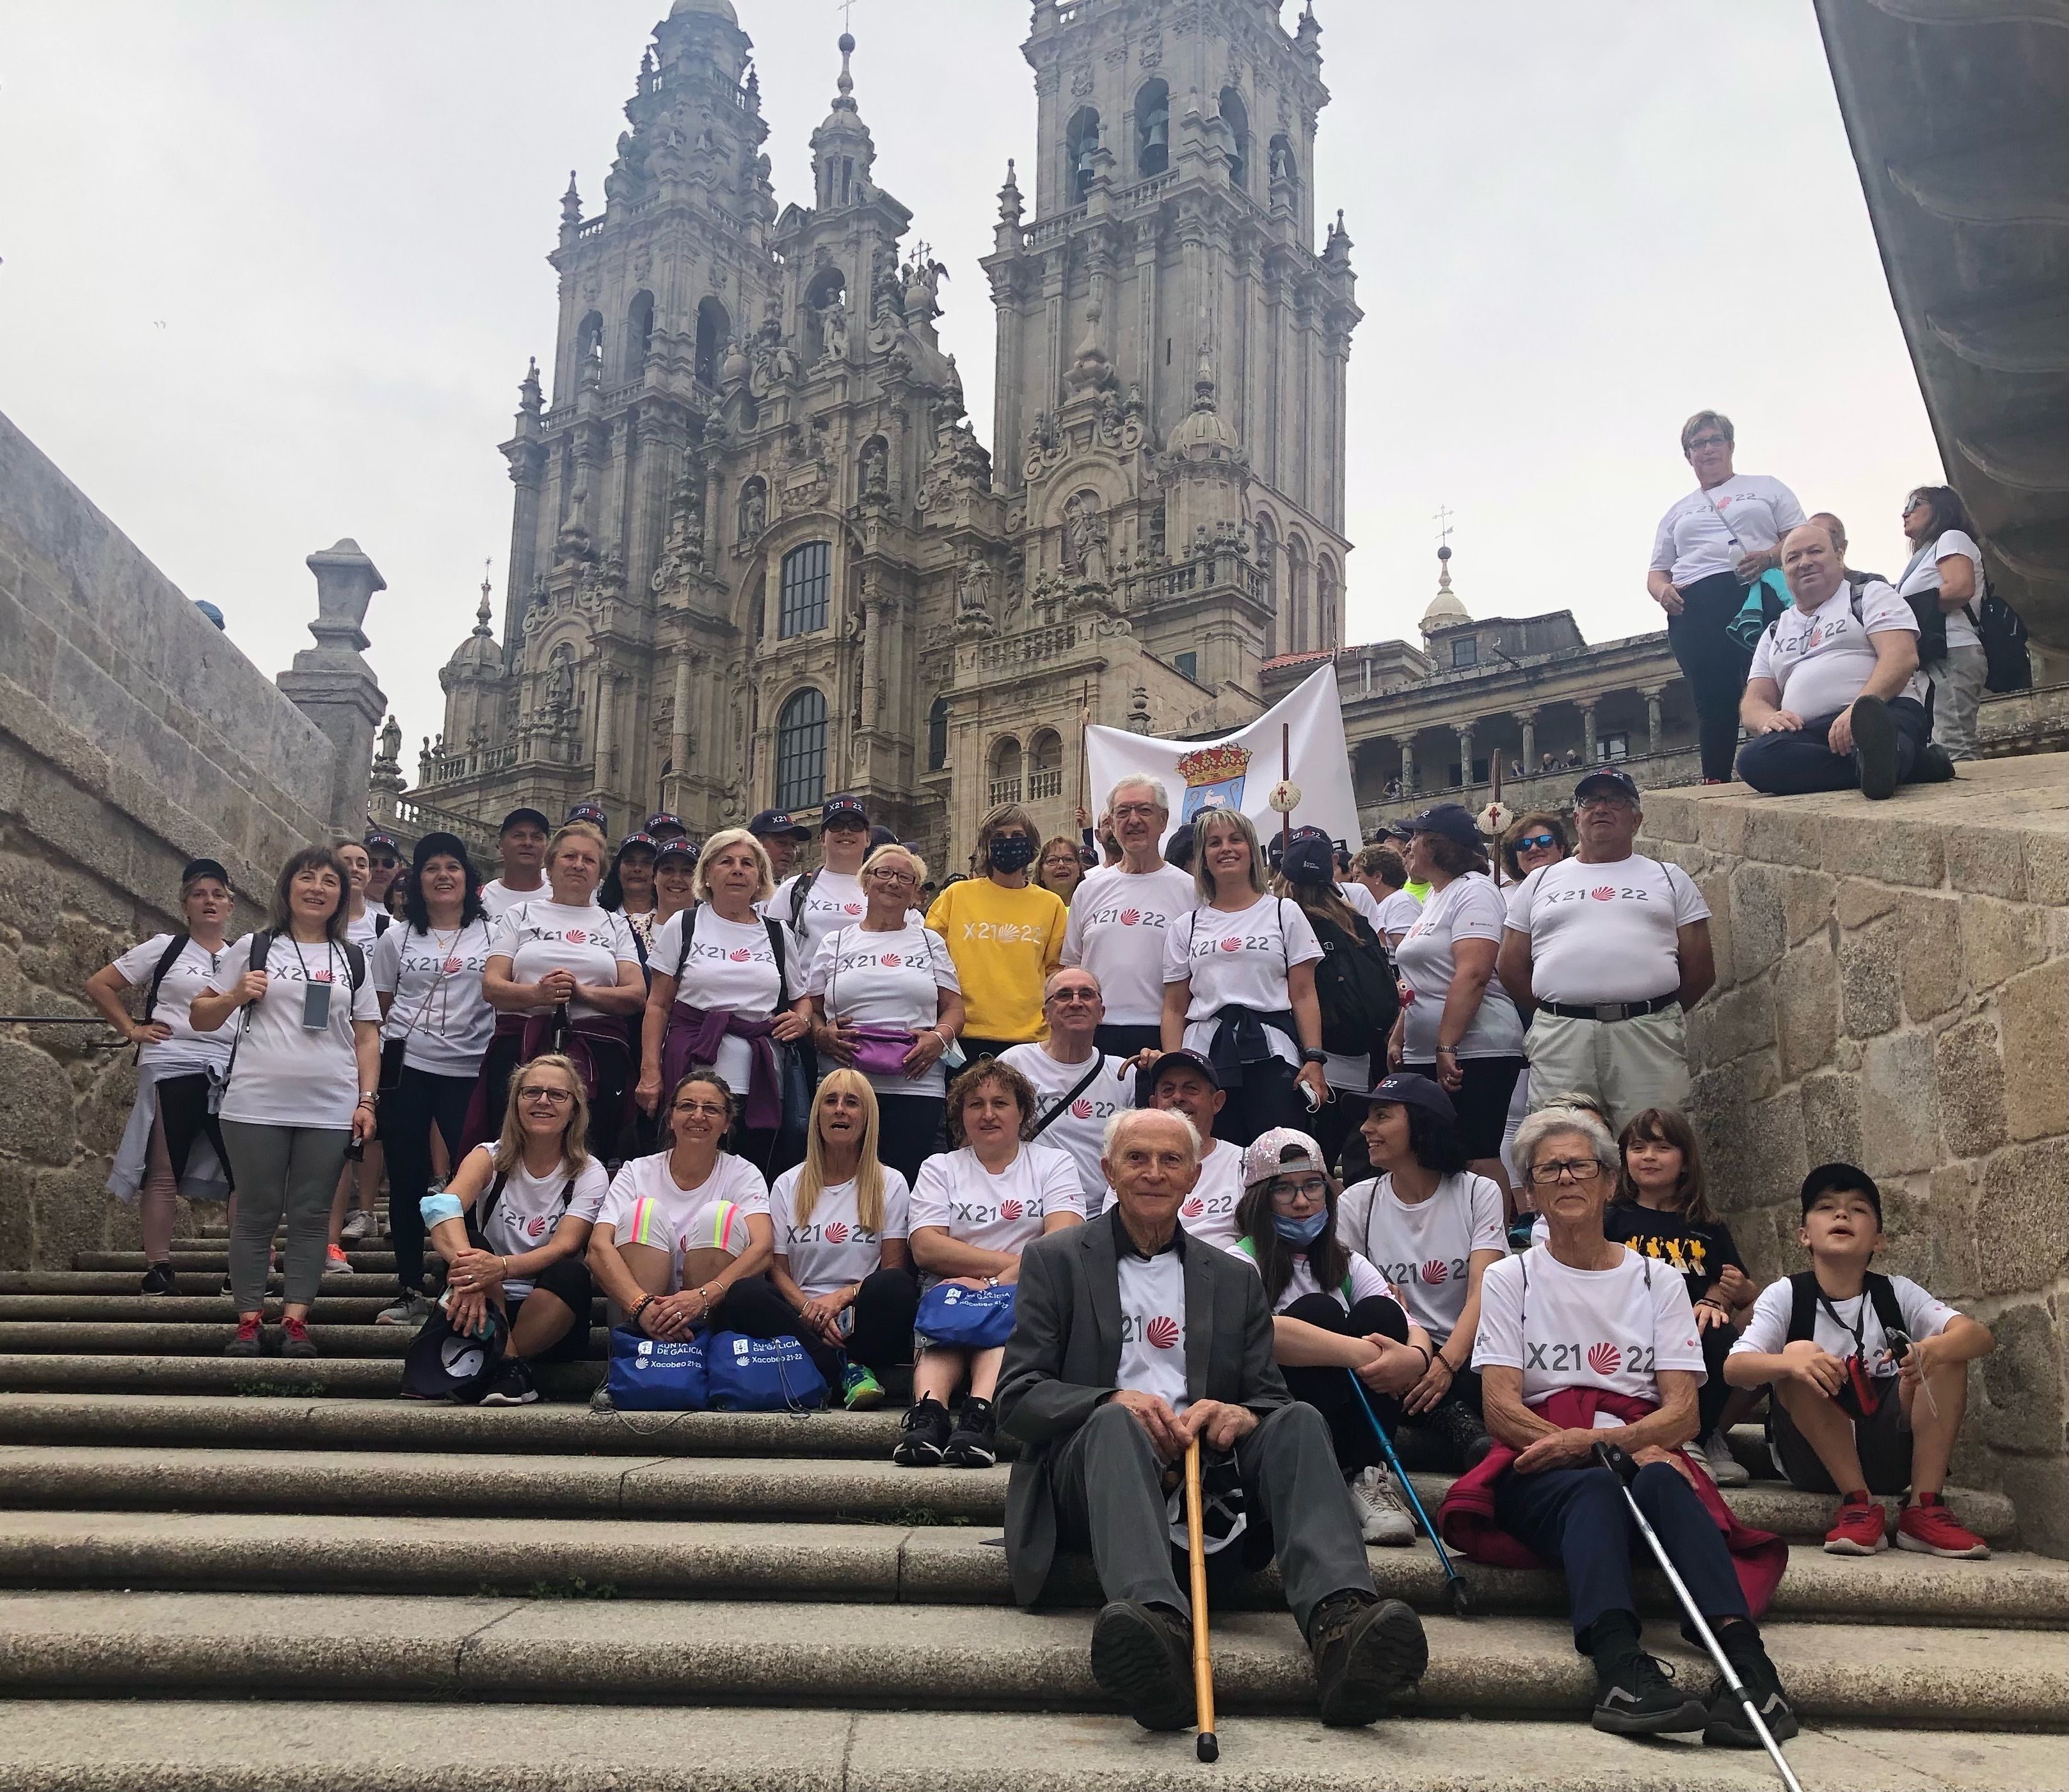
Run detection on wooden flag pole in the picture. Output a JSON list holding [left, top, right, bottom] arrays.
[[1281, 721, 1293, 858], [1076, 680, 1091, 821]]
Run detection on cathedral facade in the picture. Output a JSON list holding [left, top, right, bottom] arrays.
[[425, 0, 1358, 869]]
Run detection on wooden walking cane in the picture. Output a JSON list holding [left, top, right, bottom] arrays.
[[1183, 1437, 1218, 1762]]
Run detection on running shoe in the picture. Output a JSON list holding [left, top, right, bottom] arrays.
[[325, 1245, 353, 1276], [280, 1316, 318, 1359], [1896, 1492, 1990, 1559], [224, 1315, 264, 1358], [1823, 1491, 1890, 1555], [1703, 1639, 1799, 1748], [841, 1363, 884, 1411], [1349, 1463, 1415, 1546], [139, 1263, 178, 1297], [340, 1210, 374, 1242], [1592, 1649, 1707, 1736], [1700, 1430, 1750, 1487], [479, 1359, 539, 1406], [891, 1395, 952, 1466], [375, 1292, 434, 1329]]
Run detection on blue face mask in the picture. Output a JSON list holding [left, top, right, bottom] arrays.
[[1272, 1207, 1329, 1245], [988, 834, 1037, 874]]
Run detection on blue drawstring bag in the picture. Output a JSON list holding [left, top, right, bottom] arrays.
[[704, 1331, 827, 1412], [605, 1324, 711, 1411], [1725, 568, 1789, 655], [915, 1281, 1018, 1349]]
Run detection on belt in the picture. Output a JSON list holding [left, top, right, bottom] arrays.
[[1537, 993, 1678, 1023]]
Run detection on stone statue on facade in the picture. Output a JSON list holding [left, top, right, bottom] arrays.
[[957, 552, 995, 621], [739, 479, 767, 541], [860, 436, 889, 499], [1066, 493, 1110, 585], [821, 294, 850, 363]]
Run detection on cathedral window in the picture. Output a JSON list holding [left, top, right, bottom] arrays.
[[988, 737, 1023, 806], [1066, 107, 1101, 205], [626, 291, 656, 379], [927, 697, 950, 771], [1135, 80, 1169, 179], [774, 687, 829, 812], [1174, 651, 1197, 682], [779, 540, 832, 638], [1451, 637, 1478, 669], [575, 310, 605, 374], [1288, 535, 1311, 655], [1220, 89, 1249, 190], [1318, 556, 1340, 650], [694, 296, 731, 389], [1028, 730, 1064, 801]]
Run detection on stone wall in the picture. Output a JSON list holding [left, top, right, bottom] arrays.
[[0, 412, 340, 1270], [1639, 755, 2068, 1554]]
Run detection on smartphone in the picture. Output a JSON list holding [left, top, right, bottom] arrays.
[[300, 979, 333, 1031]]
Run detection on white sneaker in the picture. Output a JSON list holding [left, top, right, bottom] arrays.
[[1702, 1430, 1750, 1487], [1350, 1464, 1416, 1546], [340, 1210, 374, 1242], [325, 1245, 354, 1276], [375, 1292, 433, 1329]]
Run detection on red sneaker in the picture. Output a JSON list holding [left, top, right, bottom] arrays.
[[1823, 1492, 1889, 1555], [280, 1315, 318, 1360], [1897, 1494, 1990, 1560], [225, 1315, 264, 1358]]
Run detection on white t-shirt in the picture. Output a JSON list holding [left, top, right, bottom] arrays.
[[1116, 1245, 1190, 1412], [486, 900, 638, 1022], [997, 1043, 1131, 1210], [1650, 474, 1807, 587], [459, 1144, 610, 1299], [371, 918, 497, 1078], [769, 1164, 911, 1298], [1897, 529, 1983, 652], [1172, 1138, 1245, 1245], [1731, 1272, 1956, 1383], [908, 1142, 1085, 1255], [1474, 1244, 1706, 1416], [111, 933, 236, 1073], [1338, 880, 1385, 932], [1165, 895, 1323, 1066], [344, 908, 387, 954], [480, 877, 550, 921], [597, 1151, 771, 1292], [774, 868, 868, 965], [1225, 1236, 1394, 1315], [1338, 1172, 1506, 1347], [1393, 874, 1525, 1062], [1750, 581, 1929, 719], [806, 922, 960, 1098], [1061, 863, 1199, 1028], [651, 906, 788, 1096], [1374, 888, 1423, 942], [206, 932, 382, 1128], [1503, 855, 1709, 1007]]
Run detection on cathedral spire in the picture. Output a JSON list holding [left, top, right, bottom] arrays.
[[810, 30, 876, 207], [473, 563, 495, 637]]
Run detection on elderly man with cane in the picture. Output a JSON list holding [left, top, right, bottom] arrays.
[[997, 1105, 1428, 1736]]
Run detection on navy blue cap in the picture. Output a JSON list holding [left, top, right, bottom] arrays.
[[1574, 767, 1640, 804], [643, 812, 687, 838], [499, 808, 550, 835], [821, 794, 869, 829], [1282, 833, 1336, 887], [566, 803, 608, 829], [1136, 1048, 1221, 1108], [746, 808, 810, 841], [362, 829, 400, 854], [868, 824, 899, 851], [616, 831, 658, 856], [655, 835, 699, 863], [1367, 1071, 1456, 1123], [180, 857, 232, 888], [1405, 803, 1483, 850]]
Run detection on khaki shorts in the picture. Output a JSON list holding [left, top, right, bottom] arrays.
[[1524, 1004, 1691, 1134]]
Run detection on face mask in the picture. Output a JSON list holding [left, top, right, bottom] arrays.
[[988, 835, 1036, 874], [1271, 1207, 1329, 1245]]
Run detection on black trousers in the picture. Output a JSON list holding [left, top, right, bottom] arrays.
[[874, 1093, 947, 1187], [1666, 569, 1755, 781], [381, 1062, 475, 1294], [1735, 698, 1930, 795], [1312, 1091, 1367, 1182], [1698, 1320, 1739, 1437], [1094, 1023, 1162, 1059], [1280, 1292, 1407, 1476], [155, 1072, 232, 1192], [1216, 1056, 1301, 1149], [714, 1265, 920, 1388]]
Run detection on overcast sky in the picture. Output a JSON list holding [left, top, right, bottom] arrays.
[[0, 1, 1940, 764]]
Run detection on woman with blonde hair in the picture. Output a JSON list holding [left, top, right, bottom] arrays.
[[769, 1068, 919, 1409], [925, 802, 1065, 1063], [420, 1053, 610, 1405]]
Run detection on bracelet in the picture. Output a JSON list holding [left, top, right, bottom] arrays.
[[629, 1294, 655, 1324], [1434, 1045, 1457, 1058], [1410, 1343, 1434, 1370], [1299, 1048, 1327, 1066]]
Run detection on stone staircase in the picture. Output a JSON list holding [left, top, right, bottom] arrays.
[[0, 1236, 2059, 1791]]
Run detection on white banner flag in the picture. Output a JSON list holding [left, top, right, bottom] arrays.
[[1084, 666, 1362, 851]]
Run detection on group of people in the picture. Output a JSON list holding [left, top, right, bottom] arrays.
[[1649, 408, 2020, 798]]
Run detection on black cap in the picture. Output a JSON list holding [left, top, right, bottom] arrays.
[[1135, 1048, 1221, 1108], [180, 857, 231, 888], [1800, 1162, 1883, 1221], [655, 836, 699, 863], [1405, 803, 1483, 850], [500, 807, 550, 835], [411, 831, 472, 871], [1574, 767, 1640, 804], [1282, 833, 1336, 888], [643, 812, 687, 839], [362, 829, 400, 854], [616, 831, 658, 856], [566, 803, 608, 829], [1366, 1071, 1457, 1124], [746, 808, 811, 842], [821, 794, 869, 829], [1382, 819, 1416, 842], [1164, 821, 1197, 868], [868, 824, 899, 851]]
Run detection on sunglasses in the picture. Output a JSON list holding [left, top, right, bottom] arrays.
[[1515, 833, 1558, 852]]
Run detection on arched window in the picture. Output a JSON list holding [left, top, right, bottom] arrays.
[[1288, 535, 1311, 655], [989, 736, 1023, 806], [1028, 729, 1064, 801], [694, 296, 731, 388], [1318, 556, 1340, 650], [778, 540, 831, 638], [1268, 132, 1298, 186], [1220, 88, 1249, 190], [1254, 514, 1279, 657], [927, 696, 950, 771], [1066, 107, 1102, 205], [774, 688, 827, 812], [625, 291, 655, 378], [1135, 80, 1169, 178], [575, 310, 604, 378]]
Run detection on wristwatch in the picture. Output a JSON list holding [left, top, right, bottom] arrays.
[[1299, 1048, 1327, 1066]]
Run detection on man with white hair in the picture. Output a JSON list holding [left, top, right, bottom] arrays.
[[1000, 969, 1133, 1213], [998, 1105, 1429, 1734], [1062, 774, 1198, 1058]]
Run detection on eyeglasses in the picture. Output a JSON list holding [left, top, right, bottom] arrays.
[[519, 1087, 573, 1107], [1515, 833, 1558, 852], [673, 1100, 730, 1120], [1046, 985, 1099, 1004], [866, 867, 916, 886], [1527, 1157, 1604, 1186], [1268, 1176, 1329, 1204], [1686, 434, 1729, 452], [1112, 803, 1162, 821]]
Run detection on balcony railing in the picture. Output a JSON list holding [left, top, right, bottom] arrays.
[[988, 777, 1023, 805], [1027, 767, 1064, 800]]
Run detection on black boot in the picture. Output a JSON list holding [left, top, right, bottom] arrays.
[[1913, 741, 1958, 784], [1308, 1590, 1428, 1727], [1089, 1600, 1194, 1732], [1704, 1622, 1799, 1748]]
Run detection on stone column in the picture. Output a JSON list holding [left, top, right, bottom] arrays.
[[1643, 688, 1664, 758], [1514, 709, 1538, 777], [1578, 699, 1598, 765], [668, 652, 695, 810], [1399, 739, 1416, 795], [277, 539, 388, 834], [592, 667, 619, 796], [1455, 723, 1474, 792]]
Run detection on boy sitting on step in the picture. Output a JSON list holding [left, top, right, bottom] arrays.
[[1725, 1163, 1995, 1560]]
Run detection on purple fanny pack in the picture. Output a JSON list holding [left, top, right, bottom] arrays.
[[848, 1026, 917, 1078]]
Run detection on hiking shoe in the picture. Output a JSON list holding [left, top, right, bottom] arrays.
[[842, 1363, 885, 1411], [891, 1396, 953, 1466], [1592, 1649, 1707, 1736], [279, 1316, 317, 1359], [479, 1358, 539, 1407], [1349, 1463, 1416, 1546], [225, 1315, 264, 1357], [325, 1245, 354, 1276], [1850, 694, 1901, 800], [1704, 1638, 1799, 1749], [340, 1209, 374, 1242], [1309, 1592, 1428, 1727], [1089, 1599, 1194, 1732], [1700, 1430, 1750, 1487], [139, 1262, 178, 1297], [1823, 1492, 1889, 1555], [1896, 1492, 1990, 1559], [943, 1395, 998, 1468], [375, 1292, 434, 1329], [1915, 742, 1958, 783]]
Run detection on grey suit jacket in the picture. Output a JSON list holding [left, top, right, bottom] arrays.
[[995, 1208, 1291, 1607]]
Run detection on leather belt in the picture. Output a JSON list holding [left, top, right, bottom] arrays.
[[1537, 993, 1679, 1023]]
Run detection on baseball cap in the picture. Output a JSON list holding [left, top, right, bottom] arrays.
[[1163, 821, 1197, 868], [655, 836, 699, 864], [821, 794, 869, 829], [180, 857, 232, 888], [868, 824, 899, 852], [1281, 832, 1336, 888], [1136, 1048, 1220, 1107], [362, 829, 400, 856], [1405, 803, 1483, 850], [615, 831, 658, 856], [1242, 1128, 1329, 1188], [1574, 767, 1640, 804], [566, 803, 609, 830], [1366, 1071, 1457, 1124], [500, 807, 551, 835], [644, 812, 687, 839], [747, 808, 811, 842], [1382, 819, 1416, 842], [1800, 1162, 1882, 1222]]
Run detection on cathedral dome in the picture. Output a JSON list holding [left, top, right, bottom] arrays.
[[669, 0, 739, 21], [1420, 545, 1472, 632], [443, 577, 502, 680], [1166, 353, 1240, 460]]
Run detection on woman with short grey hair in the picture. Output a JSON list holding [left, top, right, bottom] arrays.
[[1510, 1105, 1620, 1188]]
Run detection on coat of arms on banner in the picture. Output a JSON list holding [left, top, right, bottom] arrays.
[[1176, 742, 1251, 821]]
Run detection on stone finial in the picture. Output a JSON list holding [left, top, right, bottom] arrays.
[[304, 538, 386, 653], [560, 170, 582, 232]]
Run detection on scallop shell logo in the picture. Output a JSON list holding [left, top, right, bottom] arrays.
[[880, 952, 902, 968], [1587, 1341, 1623, 1377], [999, 1199, 1024, 1220], [1419, 1260, 1448, 1284], [1219, 936, 1242, 952], [1070, 1098, 1094, 1119], [1119, 909, 1140, 926], [823, 1221, 849, 1244], [1589, 888, 1616, 903], [729, 948, 751, 962], [1146, 1316, 1179, 1350], [565, 927, 588, 944], [843, 902, 863, 915]]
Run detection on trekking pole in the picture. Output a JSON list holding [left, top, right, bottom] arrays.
[[1182, 1438, 1218, 1763], [1346, 1372, 1474, 1615], [1592, 1443, 1802, 1792]]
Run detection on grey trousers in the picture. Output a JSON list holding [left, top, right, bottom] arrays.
[[1049, 1398, 1375, 1636], [220, 1120, 351, 1311]]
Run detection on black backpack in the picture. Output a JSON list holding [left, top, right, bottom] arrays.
[[1969, 583, 2033, 694], [1785, 1270, 1905, 1350], [1306, 906, 1400, 1057]]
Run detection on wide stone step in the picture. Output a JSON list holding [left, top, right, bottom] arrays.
[[0, 1296, 431, 1323], [0, 1590, 2057, 1726], [0, 1509, 2057, 1628], [0, 1272, 408, 1299], [0, 1323, 440, 1357], [74, 1251, 399, 1273], [3, 1704, 2061, 1792]]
